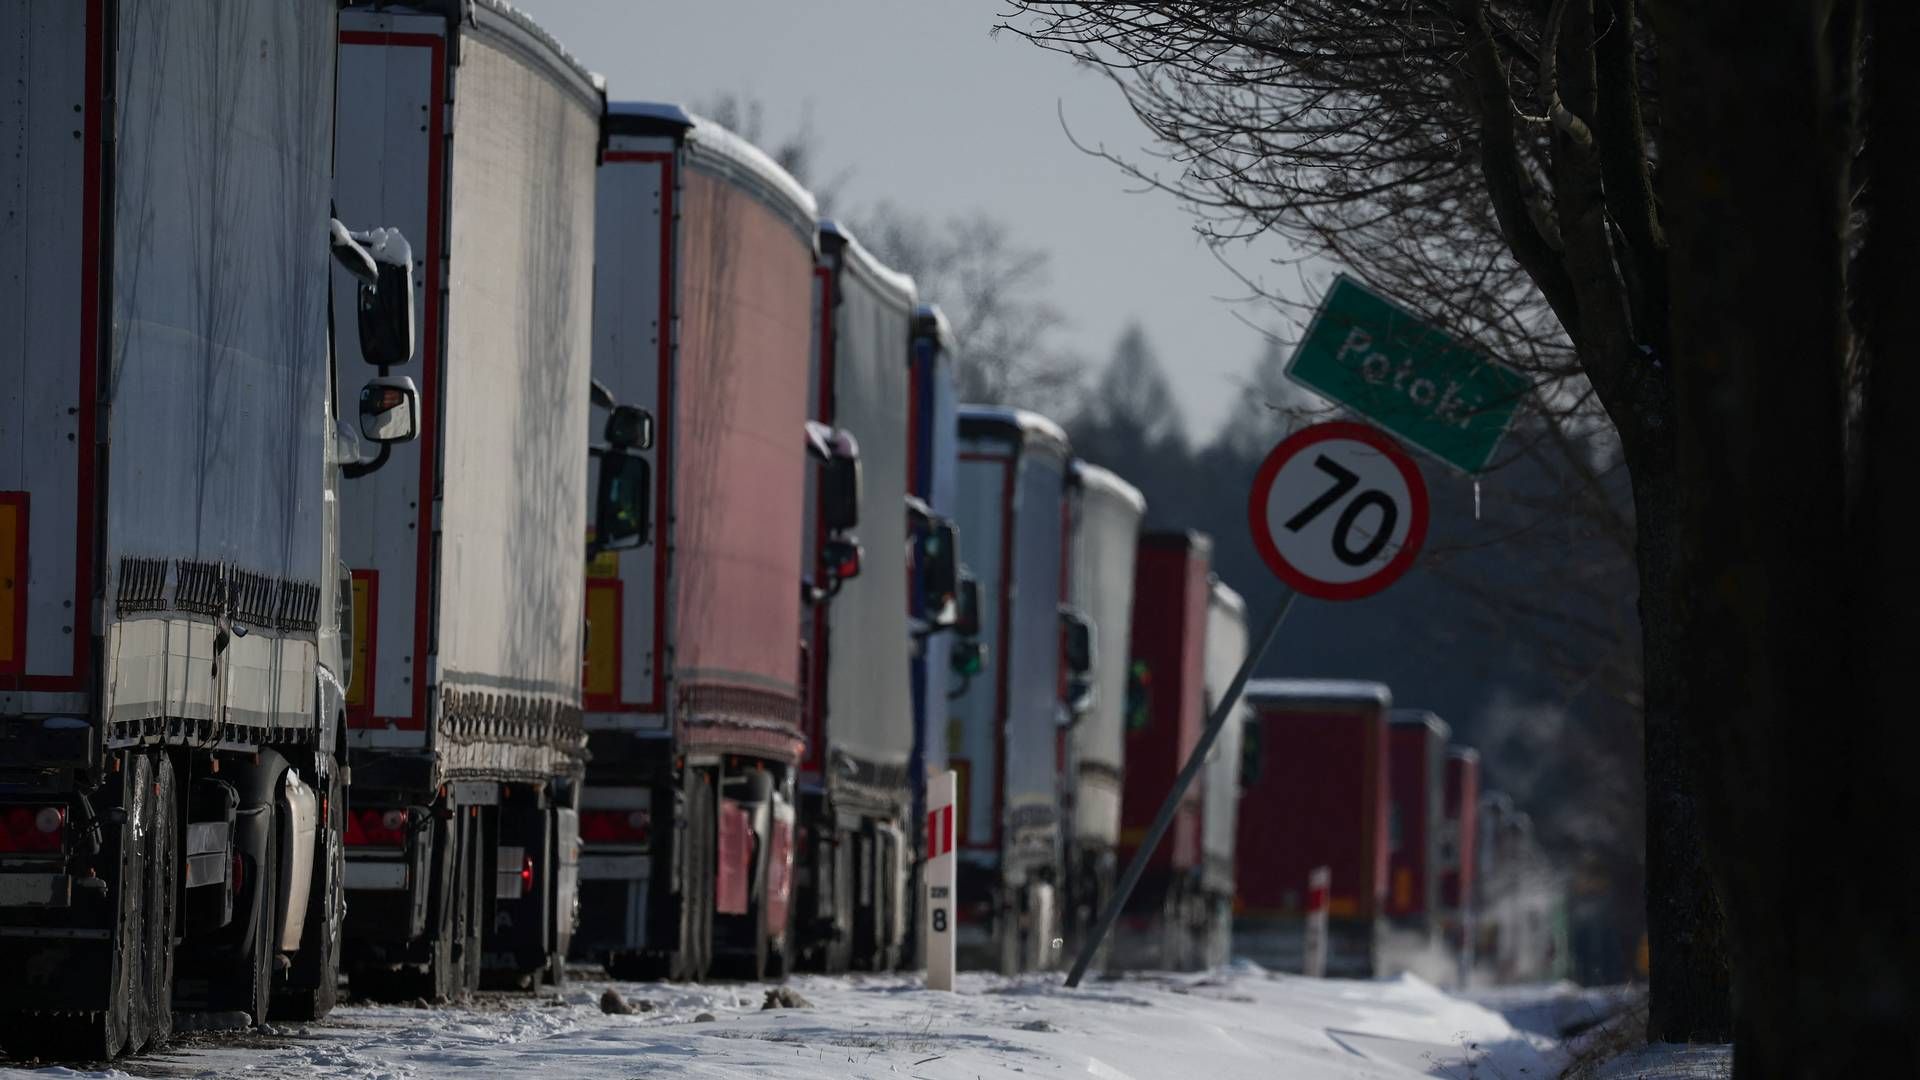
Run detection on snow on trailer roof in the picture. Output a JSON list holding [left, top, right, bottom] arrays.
[[1071, 459, 1148, 516], [1391, 708, 1453, 740], [468, 0, 605, 111], [958, 404, 1071, 457], [819, 220, 917, 310], [1244, 678, 1393, 712], [1448, 744, 1481, 764], [605, 101, 819, 241]]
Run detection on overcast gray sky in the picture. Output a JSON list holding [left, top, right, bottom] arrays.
[[512, 0, 1300, 435]]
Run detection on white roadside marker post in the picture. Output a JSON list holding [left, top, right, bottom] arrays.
[[1304, 866, 1331, 978], [926, 769, 957, 991]]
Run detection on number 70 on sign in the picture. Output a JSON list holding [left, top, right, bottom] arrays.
[[1248, 421, 1429, 602]]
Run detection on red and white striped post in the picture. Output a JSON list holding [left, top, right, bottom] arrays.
[[1304, 866, 1331, 978], [925, 769, 957, 990]]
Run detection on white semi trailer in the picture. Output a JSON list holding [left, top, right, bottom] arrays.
[[0, 0, 418, 1058], [329, 0, 609, 999], [1060, 461, 1145, 970]]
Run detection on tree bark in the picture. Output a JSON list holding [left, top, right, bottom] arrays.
[[1628, 442, 1732, 1044], [1654, 0, 1920, 1072]]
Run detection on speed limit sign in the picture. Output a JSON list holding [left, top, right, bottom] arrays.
[[1248, 421, 1429, 600]]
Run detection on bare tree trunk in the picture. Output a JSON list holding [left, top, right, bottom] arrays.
[[1655, 1, 1920, 1072], [1629, 447, 1731, 1044]]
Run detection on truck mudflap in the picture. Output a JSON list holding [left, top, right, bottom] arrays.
[[716, 798, 752, 916], [765, 799, 795, 941]]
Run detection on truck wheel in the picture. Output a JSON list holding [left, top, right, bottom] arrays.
[[460, 809, 488, 994], [0, 758, 141, 1060], [245, 803, 281, 1026], [141, 753, 179, 1048], [996, 886, 1021, 976], [271, 764, 341, 1021], [422, 815, 460, 1003], [115, 753, 153, 1054]]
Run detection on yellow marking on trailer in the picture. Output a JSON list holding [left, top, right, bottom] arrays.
[[347, 575, 372, 708], [584, 581, 620, 697]]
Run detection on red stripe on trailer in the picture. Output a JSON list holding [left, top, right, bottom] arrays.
[[940, 804, 953, 857], [601, 149, 676, 714], [0, 493, 26, 677], [341, 29, 446, 731]]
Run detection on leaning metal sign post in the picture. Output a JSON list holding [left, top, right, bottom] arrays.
[[1286, 274, 1527, 475], [1065, 421, 1430, 987]]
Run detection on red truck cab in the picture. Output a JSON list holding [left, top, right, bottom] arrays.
[[1113, 531, 1212, 969]]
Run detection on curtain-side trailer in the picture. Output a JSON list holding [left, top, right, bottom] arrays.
[[1059, 461, 1144, 969], [794, 223, 917, 973], [1234, 679, 1392, 976], [951, 407, 1071, 972], [1385, 709, 1450, 941], [577, 104, 819, 982], [1197, 577, 1250, 969], [1112, 530, 1212, 970], [330, 0, 602, 999], [1, 0, 420, 1057]]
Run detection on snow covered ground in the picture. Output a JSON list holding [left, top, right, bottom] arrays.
[[3, 965, 1594, 1080]]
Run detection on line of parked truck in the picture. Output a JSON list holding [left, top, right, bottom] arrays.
[[0, 0, 1563, 1061]]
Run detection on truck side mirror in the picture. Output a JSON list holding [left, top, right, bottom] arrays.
[[1240, 718, 1262, 788], [953, 576, 981, 639], [605, 404, 653, 451], [950, 637, 985, 678], [822, 537, 863, 585], [593, 449, 652, 551], [338, 225, 414, 367], [821, 450, 861, 534], [1060, 606, 1095, 713], [921, 518, 960, 621], [359, 377, 420, 443]]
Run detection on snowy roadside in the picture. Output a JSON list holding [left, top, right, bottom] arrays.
[[3, 964, 1582, 1080]]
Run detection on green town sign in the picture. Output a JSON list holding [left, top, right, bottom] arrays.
[[1285, 275, 1527, 475]]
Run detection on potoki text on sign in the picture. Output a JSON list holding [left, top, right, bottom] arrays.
[[1285, 275, 1528, 475]]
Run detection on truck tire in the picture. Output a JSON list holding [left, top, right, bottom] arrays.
[[141, 753, 179, 1049], [245, 804, 281, 1026], [459, 809, 488, 994], [120, 753, 153, 1053], [271, 763, 341, 1021], [0, 755, 146, 1061], [689, 776, 715, 982]]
